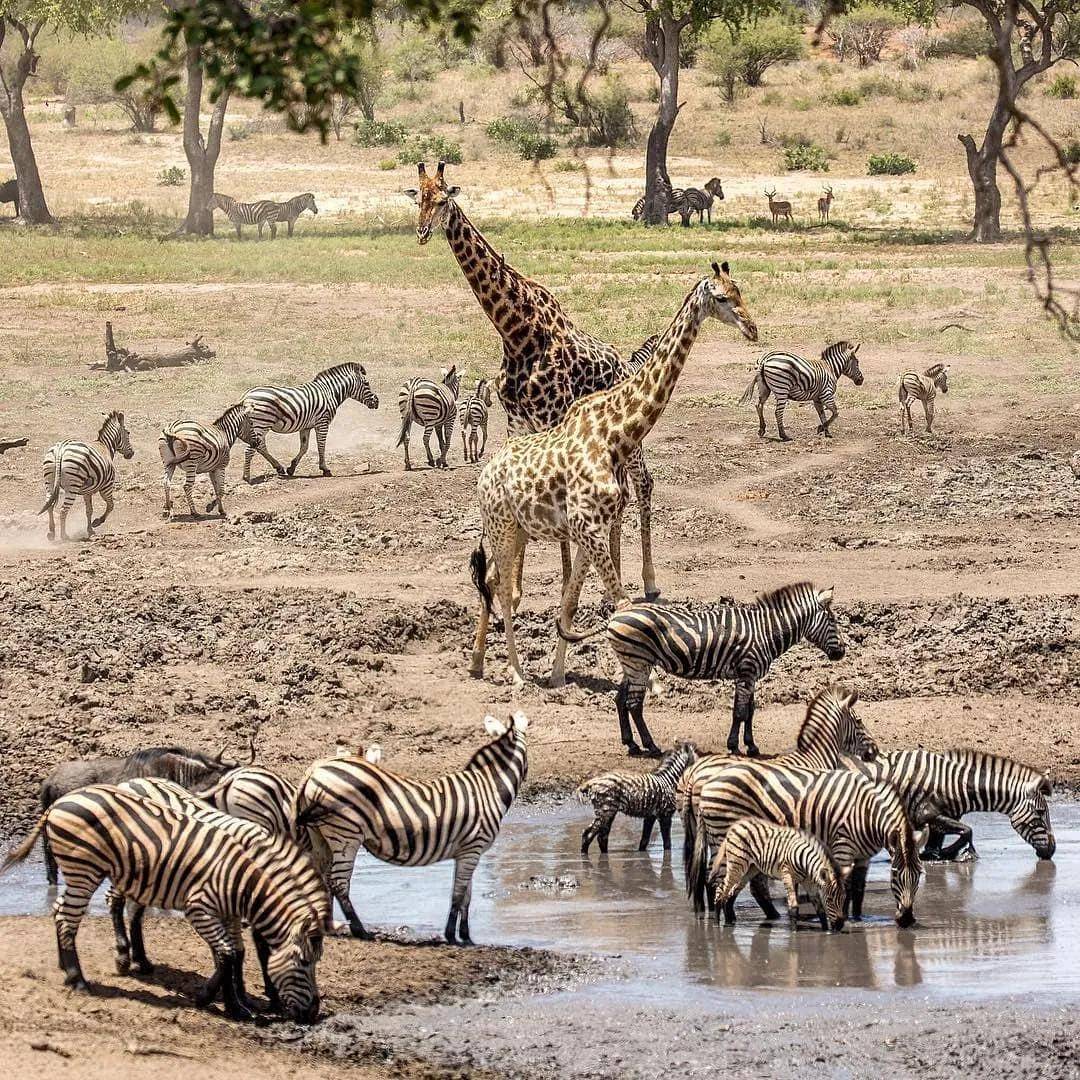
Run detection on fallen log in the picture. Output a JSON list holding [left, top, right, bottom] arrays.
[[93, 321, 216, 372], [0, 436, 28, 454]]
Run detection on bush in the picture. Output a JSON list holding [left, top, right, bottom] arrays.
[[391, 33, 440, 99], [926, 19, 993, 59], [227, 123, 251, 141], [858, 75, 937, 103], [828, 5, 902, 66], [1046, 74, 1077, 99], [1064, 139, 1080, 165], [158, 166, 186, 187], [703, 16, 805, 102], [784, 141, 830, 171], [580, 75, 637, 148], [396, 134, 463, 165], [379, 158, 397, 170], [828, 86, 863, 106], [553, 159, 585, 172], [867, 152, 917, 175], [488, 116, 559, 159], [354, 119, 407, 147]]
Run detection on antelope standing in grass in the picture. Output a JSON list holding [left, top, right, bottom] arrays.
[[765, 189, 793, 226], [818, 186, 834, 224]]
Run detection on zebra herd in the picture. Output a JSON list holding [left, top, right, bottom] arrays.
[[207, 192, 318, 239]]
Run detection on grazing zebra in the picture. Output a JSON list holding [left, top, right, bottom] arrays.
[[690, 765, 921, 927], [397, 365, 461, 470], [678, 685, 878, 913], [898, 363, 949, 434], [569, 583, 845, 757], [711, 818, 847, 932], [1, 785, 325, 1023], [576, 741, 699, 854], [159, 403, 252, 519], [848, 749, 1055, 861], [457, 377, 494, 464], [294, 712, 529, 944], [240, 362, 379, 481], [39, 411, 134, 541], [265, 192, 318, 237], [682, 177, 725, 224], [206, 193, 282, 239], [739, 341, 865, 441]]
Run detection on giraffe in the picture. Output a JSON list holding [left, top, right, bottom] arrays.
[[469, 262, 758, 688], [404, 161, 662, 609]]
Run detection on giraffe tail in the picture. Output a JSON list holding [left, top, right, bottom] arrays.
[[737, 368, 762, 407], [555, 610, 609, 644], [470, 539, 493, 614]]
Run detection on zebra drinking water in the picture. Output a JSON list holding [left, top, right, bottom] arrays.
[[898, 363, 949, 434], [397, 365, 462, 470], [457, 377, 494, 463], [39, 411, 134, 541], [739, 341, 865, 441], [577, 741, 699, 853], [206, 193, 282, 239], [240, 362, 379, 481], [159, 403, 253, 519]]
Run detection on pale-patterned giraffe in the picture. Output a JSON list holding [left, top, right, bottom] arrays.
[[405, 161, 662, 614], [469, 262, 758, 687]]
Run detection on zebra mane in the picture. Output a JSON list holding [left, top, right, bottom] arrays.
[[752, 582, 819, 610], [924, 363, 946, 377], [212, 403, 249, 428], [936, 748, 1047, 787], [314, 362, 364, 381], [98, 410, 124, 438], [465, 724, 516, 770]]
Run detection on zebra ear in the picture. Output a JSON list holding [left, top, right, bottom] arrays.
[[511, 711, 529, 733], [402, 188, 419, 200], [1035, 776, 1052, 796], [447, 186, 461, 197], [484, 714, 508, 737], [364, 744, 383, 765], [841, 689, 859, 709], [817, 586, 835, 608], [852, 342, 861, 355]]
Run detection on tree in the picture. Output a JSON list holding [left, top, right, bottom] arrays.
[[60, 35, 164, 132], [826, 3, 902, 65], [702, 12, 804, 101]]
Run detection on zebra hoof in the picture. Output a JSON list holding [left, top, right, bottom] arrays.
[[114, 953, 131, 975], [644, 589, 661, 601], [285, 465, 297, 477], [275, 467, 287, 477], [745, 745, 761, 758], [65, 976, 91, 993], [321, 468, 332, 477], [131, 959, 155, 975], [91, 516, 106, 527]]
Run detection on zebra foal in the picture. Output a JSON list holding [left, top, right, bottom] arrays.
[[206, 193, 281, 239], [577, 741, 698, 854], [39, 411, 134, 541], [739, 341, 865, 441], [898, 363, 949, 434], [457, 377, 494, 463], [1, 785, 324, 1023], [241, 361, 379, 481], [711, 819, 847, 932], [397, 365, 461, 470], [294, 712, 528, 944], [159, 402, 252, 519]]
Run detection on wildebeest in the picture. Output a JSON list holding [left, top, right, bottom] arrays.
[[1, 178, 17, 217], [38, 743, 251, 884]]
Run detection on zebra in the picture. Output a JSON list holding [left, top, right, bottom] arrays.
[[682, 177, 725, 224], [457, 377, 494, 464], [1, 176, 17, 216], [739, 341, 865, 442], [625, 334, 660, 375], [240, 362, 379, 481], [159, 402, 253, 519], [397, 365, 461, 470], [576, 741, 699, 854], [689, 765, 922, 927], [711, 818, 847, 932], [631, 183, 694, 227], [847, 748, 1055, 861], [39, 411, 134, 541], [898, 363, 949, 434], [294, 711, 529, 944], [1, 785, 325, 1023], [566, 583, 845, 757], [264, 192, 318, 237], [206, 193, 281, 239], [678, 685, 879, 913]]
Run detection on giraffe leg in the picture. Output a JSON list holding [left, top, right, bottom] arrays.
[[628, 450, 658, 599], [495, 527, 527, 686], [287, 429, 311, 476], [551, 544, 591, 688], [510, 533, 532, 613]]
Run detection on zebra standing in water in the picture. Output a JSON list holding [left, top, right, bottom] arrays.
[[847, 748, 1054, 861], [261, 192, 318, 237], [577, 741, 698, 853], [1, 785, 325, 1023], [241, 362, 379, 481], [457, 377, 494, 463], [739, 341, 865, 441], [898, 363, 949, 434], [397, 365, 461, 470], [159, 403, 252, 519], [39, 411, 134, 541], [206, 193, 281, 239], [294, 712, 528, 944], [564, 583, 845, 757]]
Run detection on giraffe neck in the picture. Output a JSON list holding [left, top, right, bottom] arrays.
[[580, 280, 710, 461]]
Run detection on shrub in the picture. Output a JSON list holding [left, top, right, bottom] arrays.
[[354, 119, 407, 147], [553, 159, 585, 172], [396, 134, 463, 165], [867, 152, 917, 175], [379, 158, 397, 170], [716, 128, 733, 148], [1046, 74, 1077, 99], [227, 123, 251, 141], [158, 166, 186, 187], [828, 86, 863, 106], [489, 116, 559, 159], [926, 19, 993, 59], [1064, 139, 1080, 165], [579, 75, 637, 148], [827, 5, 902, 66], [517, 132, 558, 160], [391, 33, 439, 98], [858, 75, 936, 103], [703, 16, 805, 102], [784, 141, 830, 171]]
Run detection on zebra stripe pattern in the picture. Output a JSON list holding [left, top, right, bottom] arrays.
[[1, 785, 325, 1022], [850, 748, 1054, 861], [625, 334, 660, 375], [241, 362, 378, 481], [457, 377, 493, 463], [294, 712, 529, 944], [206, 193, 282, 239], [601, 582, 845, 756], [682, 177, 725, 224], [899, 363, 949, 434], [739, 341, 865, 441], [261, 192, 318, 237], [631, 182, 694, 227], [159, 403, 252, 519], [712, 818, 846, 931], [397, 365, 462, 470], [576, 741, 698, 853], [39, 411, 134, 541]]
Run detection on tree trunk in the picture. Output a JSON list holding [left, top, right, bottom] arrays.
[[959, 130, 1003, 242], [642, 9, 686, 225], [179, 45, 230, 236]]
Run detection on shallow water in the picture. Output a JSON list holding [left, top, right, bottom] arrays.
[[4, 800, 1077, 1001]]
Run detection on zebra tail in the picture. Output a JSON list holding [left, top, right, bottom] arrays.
[[555, 612, 608, 644], [395, 408, 411, 447], [37, 447, 63, 514], [737, 369, 761, 407], [1, 813, 47, 875], [574, 781, 596, 805], [686, 806, 709, 910], [470, 539, 493, 614]]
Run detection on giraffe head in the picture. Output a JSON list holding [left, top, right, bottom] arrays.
[[702, 262, 758, 342], [403, 161, 459, 245]]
